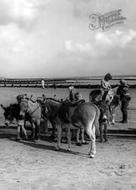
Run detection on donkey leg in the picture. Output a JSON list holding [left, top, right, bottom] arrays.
[[44, 119, 48, 133], [76, 128, 86, 145], [56, 123, 62, 150], [31, 123, 36, 140], [17, 125, 21, 140], [51, 122, 56, 140], [67, 124, 71, 151], [103, 123, 108, 142], [16, 119, 25, 140], [21, 125, 28, 139], [52, 124, 56, 139], [99, 123, 104, 143], [109, 105, 116, 125], [81, 127, 87, 144], [86, 122, 96, 158], [76, 128, 81, 145], [111, 113, 115, 125], [35, 120, 40, 140]]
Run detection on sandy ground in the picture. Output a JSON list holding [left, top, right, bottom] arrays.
[[0, 131, 135, 190]]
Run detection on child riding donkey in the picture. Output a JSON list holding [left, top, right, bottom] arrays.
[[90, 73, 116, 142], [101, 73, 114, 102]]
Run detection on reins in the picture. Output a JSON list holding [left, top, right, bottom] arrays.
[[28, 104, 41, 115]]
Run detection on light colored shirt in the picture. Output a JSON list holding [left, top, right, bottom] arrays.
[[101, 79, 111, 91], [41, 80, 45, 88]]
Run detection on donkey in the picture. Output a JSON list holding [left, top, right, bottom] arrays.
[[40, 98, 63, 139], [1, 103, 29, 139], [43, 98, 100, 158], [19, 99, 42, 141], [42, 98, 87, 143], [57, 101, 100, 158], [89, 89, 120, 124], [89, 89, 120, 142]]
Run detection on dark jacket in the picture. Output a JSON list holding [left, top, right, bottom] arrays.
[[117, 85, 131, 101]]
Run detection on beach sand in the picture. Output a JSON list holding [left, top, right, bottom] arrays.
[[0, 136, 135, 190]]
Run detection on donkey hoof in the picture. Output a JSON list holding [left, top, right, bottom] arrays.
[[111, 122, 115, 125], [5, 123, 9, 127], [67, 148, 71, 152], [99, 138, 104, 143], [104, 139, 108, 143], [76, 142, 82, 146], [82, 141, 89, 145], [35, 139, 40, 144], [16, 137, 21, 141], [23, 136, 28, 140], [89, 154, 95, 158], [55, 146, 60, 151]]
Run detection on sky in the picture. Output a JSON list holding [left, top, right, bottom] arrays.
[[0, 0, 136, 78]]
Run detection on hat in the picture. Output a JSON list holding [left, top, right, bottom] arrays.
[[120, 79, 128, 87], [69, 85, 74, 91], [105, 73, 112, 80]]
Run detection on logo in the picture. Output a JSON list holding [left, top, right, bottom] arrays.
[[89, 9, 126, 31]]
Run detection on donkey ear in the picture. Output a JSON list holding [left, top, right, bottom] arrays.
[[0, 104, 6, 110]]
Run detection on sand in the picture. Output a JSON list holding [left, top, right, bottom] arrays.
[[0, 134, 135, 190]]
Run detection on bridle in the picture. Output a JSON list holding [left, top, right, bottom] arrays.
[[20, 99, 40, 116]]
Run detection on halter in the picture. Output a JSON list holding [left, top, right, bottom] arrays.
[[21, 99, 40, 116]]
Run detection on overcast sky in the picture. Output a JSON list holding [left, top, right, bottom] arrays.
[[0, 0, 136, 78]]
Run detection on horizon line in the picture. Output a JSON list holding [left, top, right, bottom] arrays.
[[1, 75, 136, 81]]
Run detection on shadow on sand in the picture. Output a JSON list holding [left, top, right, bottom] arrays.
[[0, 127, 88, 158], [15, 139, 88, 158]]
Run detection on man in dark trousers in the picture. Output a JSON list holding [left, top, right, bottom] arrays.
[[117, 79, 131, 123]]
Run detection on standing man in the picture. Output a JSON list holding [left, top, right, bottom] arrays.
[[68, 85, 76, 102], [101, 73, 113, 101], [117, 79, 131, 123], [41, 79, 45, 89]]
